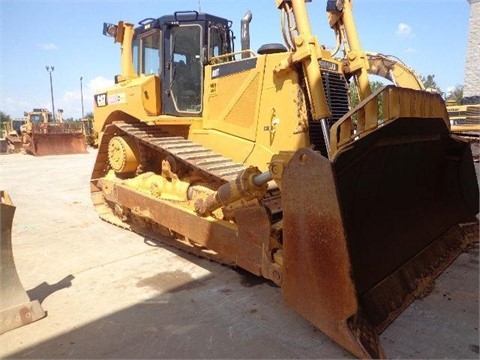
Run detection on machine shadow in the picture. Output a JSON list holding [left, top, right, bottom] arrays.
[[27, 274, 75, 304], [6, 237, 346, 360], [5, 232, 479, 359]]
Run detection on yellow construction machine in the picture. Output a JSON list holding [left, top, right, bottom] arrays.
[[21, 108, 87, 156], [3, 118, 27, 153], [365, 52, 426, 91], [446, 100, 480, 160], [81, 117, 98, 148], [447, 101, 480, 128], [91, 1, 479, 358]]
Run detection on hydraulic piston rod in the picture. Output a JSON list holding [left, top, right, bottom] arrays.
[[194, 167, 271, 216]]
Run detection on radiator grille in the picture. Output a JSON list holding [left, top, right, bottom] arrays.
[[309, 71, 349, 157]]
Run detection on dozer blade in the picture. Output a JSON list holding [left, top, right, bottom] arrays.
[[0, 191, 46, 334], [29, 133, 87, 156], [281, 117, 479, 358], [5, 135, 22, 153]]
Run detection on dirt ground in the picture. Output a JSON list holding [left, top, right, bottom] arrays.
[[0, 149, 478, 359]]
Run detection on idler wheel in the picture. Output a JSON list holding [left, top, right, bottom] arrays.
[[108, 136, 139, 174]]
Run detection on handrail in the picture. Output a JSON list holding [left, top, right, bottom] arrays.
[[210, 50, 257, 64], [329, 85, 450, 158]]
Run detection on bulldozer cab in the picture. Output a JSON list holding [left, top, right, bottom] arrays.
[[131, 12, 233, 116], [25, 109, 54, 124]]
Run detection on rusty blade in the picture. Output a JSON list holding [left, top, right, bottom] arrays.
[[29, 133, 87, 156], [281, 116, 478, 359], [0, 191, 46, 334], [281, 148, 383, 359]]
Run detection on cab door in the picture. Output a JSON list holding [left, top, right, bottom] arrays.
[[162, 24, 203, 116]]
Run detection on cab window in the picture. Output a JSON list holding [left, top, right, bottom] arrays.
[[208, 25, 232, 61], [133, 30, 161, 75]]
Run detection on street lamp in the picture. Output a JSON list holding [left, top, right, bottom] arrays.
[[80, 76, 85, 119], [45, 66, 55, 117]]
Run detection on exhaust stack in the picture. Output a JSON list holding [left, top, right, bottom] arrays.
[[241, 10, 252, 58]]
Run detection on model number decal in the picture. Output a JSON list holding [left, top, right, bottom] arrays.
[[107, 93, 126, 105], [318, 60, 339, 72], [95, 93, 107, 107]]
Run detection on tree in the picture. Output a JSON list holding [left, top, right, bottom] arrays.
[[420, 74, 442, 94], [349, 80, 385, 108], [446, 84, 463, 104], [0, 111, 11, 134], [349, 80, 385, 119], [0, 111, 11, 122], [85, 112, 94, 119]]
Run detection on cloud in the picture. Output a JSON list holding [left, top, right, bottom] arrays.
[[1, 97, 32, 118], [57, 91, 82, 118], [2, 76, 116, 119], [445, 86, 455, 97], [63, 91, 81, 103], [404, 48, 415, 53], [54, 76, 115, 119], [88, 76, 114, 94], [36, 43, 58, 50], [396, 23, 415, 38]]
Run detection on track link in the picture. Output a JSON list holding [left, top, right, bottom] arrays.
[[113, 121, 246, 182]]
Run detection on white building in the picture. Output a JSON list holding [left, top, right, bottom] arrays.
[[464, 0, 480, 100]]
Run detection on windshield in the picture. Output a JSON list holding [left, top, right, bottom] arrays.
[[30, 114, 43, 122], [29, 113, 53, 122]]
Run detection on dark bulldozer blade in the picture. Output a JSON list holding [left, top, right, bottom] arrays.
[[281, 117, 479, 358]]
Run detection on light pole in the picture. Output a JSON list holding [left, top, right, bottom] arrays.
[[80, 76, 85, 118], [45, 66, 55, 117]]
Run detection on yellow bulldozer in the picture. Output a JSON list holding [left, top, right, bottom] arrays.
[[81, 117, 98, 148], [17, 108, 87, 156], [91, 1, 479, 358], [3, 118, 26, 153]]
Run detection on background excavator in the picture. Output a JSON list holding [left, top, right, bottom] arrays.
[[365, 51, 425, 90], [16, 108, 87, 156], [91, 0, 479, 358]]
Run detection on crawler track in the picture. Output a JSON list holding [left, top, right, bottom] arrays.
[[90, 120, 280, 261]]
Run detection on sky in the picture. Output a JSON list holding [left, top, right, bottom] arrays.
[[0, 0, 472, 119]]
